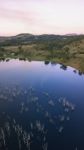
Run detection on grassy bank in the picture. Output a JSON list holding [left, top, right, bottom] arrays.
[[0, 34, 84, 72], [0, 44, 84, 72]]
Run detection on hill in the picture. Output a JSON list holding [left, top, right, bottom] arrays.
[[0, 33, 84, 72], [0, 33, 84, 46]]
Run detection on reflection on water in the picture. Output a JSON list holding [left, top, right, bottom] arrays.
[[0, 60, 84, 150]]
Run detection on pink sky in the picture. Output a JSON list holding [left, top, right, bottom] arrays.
[[0, 0, 84, 36]]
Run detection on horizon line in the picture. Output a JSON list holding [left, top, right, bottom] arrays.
[[0, 32, 84, 37]]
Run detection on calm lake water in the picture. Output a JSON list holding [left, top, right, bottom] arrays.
[[0, 59, 84, 150]]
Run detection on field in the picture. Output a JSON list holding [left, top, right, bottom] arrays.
[[0, 34, 84, 72]]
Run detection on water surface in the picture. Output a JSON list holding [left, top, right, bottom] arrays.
[[0, 60, 84, 150]]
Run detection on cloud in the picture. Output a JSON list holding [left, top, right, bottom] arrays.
[[0, 0, 84, 35]]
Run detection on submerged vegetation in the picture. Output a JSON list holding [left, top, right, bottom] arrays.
[[0, 84, 76, 150], [0, 34, 84, 72]]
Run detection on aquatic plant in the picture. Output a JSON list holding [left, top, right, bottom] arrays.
[[48, 100, 55, 106], [58, 126, 64, 133]]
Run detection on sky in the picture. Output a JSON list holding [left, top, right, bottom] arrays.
[[0, 0, 84, 36]]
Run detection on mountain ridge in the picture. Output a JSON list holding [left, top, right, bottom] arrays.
[[0, 33, 84, 46]]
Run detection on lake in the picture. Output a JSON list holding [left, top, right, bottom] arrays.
[[0, 59, 84, 150]]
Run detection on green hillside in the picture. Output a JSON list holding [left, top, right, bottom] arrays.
[[0, 34, 84, 72]]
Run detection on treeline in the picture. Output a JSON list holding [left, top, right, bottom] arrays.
[[0, 34, 84, 47]]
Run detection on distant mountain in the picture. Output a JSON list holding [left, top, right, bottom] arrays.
[[0, 33, 84, 46]]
